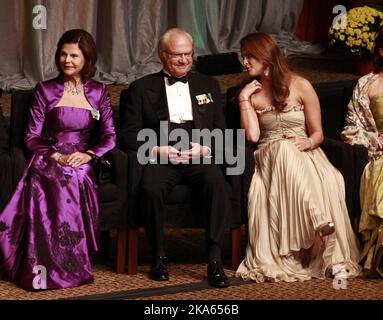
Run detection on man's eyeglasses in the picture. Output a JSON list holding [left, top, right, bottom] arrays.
[[163, 50, 194, 59]]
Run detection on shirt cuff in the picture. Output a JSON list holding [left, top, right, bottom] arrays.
[[150, 146, 158, 163], [202, 146, 212, 158]]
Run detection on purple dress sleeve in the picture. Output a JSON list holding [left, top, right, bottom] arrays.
[[24, 82, 56, 158], [89, 85, 116, 157]]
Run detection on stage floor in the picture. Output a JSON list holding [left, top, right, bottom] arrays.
[[1, 228, 382, 300]]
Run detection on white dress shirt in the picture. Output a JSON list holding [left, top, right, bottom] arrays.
[[164, 77, 193, 123], [149, 75, 211, 162]]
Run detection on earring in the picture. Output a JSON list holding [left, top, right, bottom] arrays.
[[264, 67, 270, 77]]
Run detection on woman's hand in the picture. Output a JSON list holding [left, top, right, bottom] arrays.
[[50, 152, 70, 166], [377, 134, 383, 150], [67, 152, 93, 167], [287, 135, 313, 152], [238, 79, 262, 102]]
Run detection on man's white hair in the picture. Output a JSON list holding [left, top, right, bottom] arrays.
[[158, 28, 193, 52]]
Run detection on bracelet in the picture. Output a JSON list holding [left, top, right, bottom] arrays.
[[51, 152, 62, 162], [239, 99, 249, 103], [85, 151, 96, 160]]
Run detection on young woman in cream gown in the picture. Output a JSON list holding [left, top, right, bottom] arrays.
[[236, 33, 361, 283]]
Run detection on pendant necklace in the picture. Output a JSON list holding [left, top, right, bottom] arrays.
[[64, 81, 83, 95]]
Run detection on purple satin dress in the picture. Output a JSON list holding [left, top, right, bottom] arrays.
[[0, 78, 116, 290]]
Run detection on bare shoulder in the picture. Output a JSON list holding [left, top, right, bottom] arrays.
[[289, 74, 320, 109], [290, 74, 314, 92]]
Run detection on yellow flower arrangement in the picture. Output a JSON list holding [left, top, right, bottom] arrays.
[[329, 6, 383, 57]]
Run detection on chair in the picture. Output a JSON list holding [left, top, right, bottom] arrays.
[[9, 89, 128, 273], [226, 80, 369, 230], [0, 89, 13, 212], [119, 88, 244, 275]]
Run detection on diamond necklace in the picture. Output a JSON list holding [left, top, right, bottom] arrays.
[[64, 81, 83, 95]]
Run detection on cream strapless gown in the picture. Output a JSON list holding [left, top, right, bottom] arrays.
[[236, 105, 361, 282]]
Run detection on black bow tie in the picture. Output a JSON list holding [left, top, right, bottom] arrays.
[[163, 72, 188, 85]]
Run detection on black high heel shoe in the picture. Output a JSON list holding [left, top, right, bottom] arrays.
[[317, 222, 335, 237]]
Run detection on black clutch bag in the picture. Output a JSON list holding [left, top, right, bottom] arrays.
[[86, 152, 112, 184]]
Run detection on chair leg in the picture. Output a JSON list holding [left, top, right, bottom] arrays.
[[116, 228, 127, 274], [127, 227, 139, 275], [231, 226, 242, 270]]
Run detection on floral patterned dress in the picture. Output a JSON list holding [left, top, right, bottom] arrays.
[[342, 72, 383, 276], [0, 78, 116, 290]]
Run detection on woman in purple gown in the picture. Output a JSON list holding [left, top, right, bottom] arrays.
[[0, 29, 116, 290]]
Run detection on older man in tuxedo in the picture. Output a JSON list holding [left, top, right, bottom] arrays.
[[119, 28, 230, 288]]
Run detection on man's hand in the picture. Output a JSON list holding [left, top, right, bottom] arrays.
[[154, 143, 210, 164], [178, 142, 210, 160], [154, 145, 185, 164]]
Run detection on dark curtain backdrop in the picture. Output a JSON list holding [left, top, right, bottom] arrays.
[[294, 0, 382, 46], [0, 0, 305, 90], [294, 0, 343, 46]]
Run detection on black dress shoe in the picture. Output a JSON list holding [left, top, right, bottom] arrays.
[[207, 260, 229, 288], [150, 256, 169, 281]]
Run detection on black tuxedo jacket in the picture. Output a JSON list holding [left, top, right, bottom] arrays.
[[119, 71, 226, 153]]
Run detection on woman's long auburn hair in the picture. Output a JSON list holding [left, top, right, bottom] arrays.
[[240, 33, 292, 110]]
